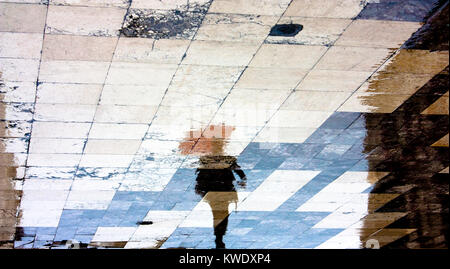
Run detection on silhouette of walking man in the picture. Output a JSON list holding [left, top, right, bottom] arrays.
[[179, 124, 247, 248], [194, 155, 246, 248]]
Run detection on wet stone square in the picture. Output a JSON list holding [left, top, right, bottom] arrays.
[[0, 0, 448, 249]]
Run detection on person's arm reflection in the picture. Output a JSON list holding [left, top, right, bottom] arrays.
[[231, 160, 247, 188]]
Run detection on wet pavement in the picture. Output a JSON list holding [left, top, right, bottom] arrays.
[[0, 0, 448, 249]]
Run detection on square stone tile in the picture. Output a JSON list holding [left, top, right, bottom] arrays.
[[319, 182, 371, 194], [37, 83, 102, 104], [50, 0, 129, 8], [235, 67, 307, 90], [0, 58, 40, 82], [211, 107, 275, 127], [160, 90, 223, 109], [296, 202, 343, 213], [281, 91, 351, 111], [31, 122, 91, 138], [220, 126, 261, 141], [79, 154, 134, 168], [34, 103, 96, 122], [284, 0, 366, 18], [183, 40, 260, 66], [315, 46, 394, 72], [113, 38, 189, 64], [312, 210, 368, 229], [266, 17, 351, 46], [335, 19, 421, 48], [29, 138, 85, 154], [39, 61, 110, 84], [89, 123, 148, 139], [221, 140, 252, 156], [94, 105, 158, 124], [92, 227, 136, 242], [65, 190, 116, 209], [84, 139, 141, 155], [151, 106, 214, 127], [129, 153, 184, 169], [42, 34, 117, 61], [0, 32, 43, 59], [24, 166, 76, 179], [0, 3, 47, 33], [208, 0, 291, 16], [296, 70, 372, 92], [195, 13, 277, 43], [267, 110, 333, 128], [320, 234, 367, 249], [19, 209, 64, 227], [45, 5, 126, 36], [254, 126, 317, 143], [171, 65, 244, 91], [249, 44, 327, 69], [27, 153, 81, 167], [128, 226, 180, 247], [22, 179, 73, 191], [120, 168, 177, 191], [138, 139, 181, 155], [145, 124, 192, 141], [99, 85, 166, 106], [105, 62, 178, 86], [221, 88, 291, 111], [71, 179, 120, 190]]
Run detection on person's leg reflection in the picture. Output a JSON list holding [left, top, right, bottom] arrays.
[[203, 190, 238, 249], [214, 213, 229, 249]]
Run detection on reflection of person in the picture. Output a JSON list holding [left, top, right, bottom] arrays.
[[179, 124, 246, 248], [194, 156, 246, 249]]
